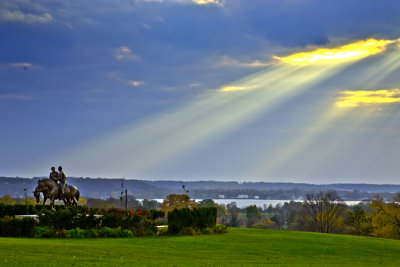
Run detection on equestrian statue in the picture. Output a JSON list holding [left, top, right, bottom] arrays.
[[33, 166, 80, 210]]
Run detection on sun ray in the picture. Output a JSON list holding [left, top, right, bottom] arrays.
[[274, 38, 396, 65], [336, 88, 400, 108], [59, 38, 400, 178]]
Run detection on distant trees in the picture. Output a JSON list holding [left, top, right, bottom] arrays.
[[142, 199, 161, 210], [0, 195, 16, 205]]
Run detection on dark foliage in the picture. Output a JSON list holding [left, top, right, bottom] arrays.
[[0, 216, 37, 237], [168, 207, 217, 234], [38, 207, 156, 236]]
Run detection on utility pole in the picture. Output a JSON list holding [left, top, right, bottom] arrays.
[[120, 178, 125, 209], [182, 184, 189, 195], [125, 189, 128, 210], [24, 188, 27, 205]]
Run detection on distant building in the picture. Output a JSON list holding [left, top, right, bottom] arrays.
[[218, 195, 225, 199], [254, 196, 260, 199], [237, 195, 248, 199]]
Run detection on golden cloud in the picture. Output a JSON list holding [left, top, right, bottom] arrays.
[[192, 0, 221, 5], [336, 89, 400, 108], [219, 85, 258, 92], [274, 38, 396, 64]]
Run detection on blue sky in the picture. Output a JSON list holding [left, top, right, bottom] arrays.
[[1, 0, 400, 183]]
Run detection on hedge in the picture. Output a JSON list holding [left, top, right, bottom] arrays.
[[168, 207, 217, 234], [0, 216, 37, 237], [38, 207, 156, 236], [0, 204, 70, 218]]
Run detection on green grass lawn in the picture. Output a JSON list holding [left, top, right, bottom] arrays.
[[1, 228, 400, 266]]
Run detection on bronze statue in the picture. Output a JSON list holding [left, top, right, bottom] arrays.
[[58, 166, 67, 200], [49, 167, 58, 182], [33, 178, 80, 210]]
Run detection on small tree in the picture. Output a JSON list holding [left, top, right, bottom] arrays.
[[371, 196, 400, 239], [161, 194, 197, 213], [303, 190, 346, 233], [245, 205, 262, 227], [345, 205, 372, 235], [227, 202, 242, 227]]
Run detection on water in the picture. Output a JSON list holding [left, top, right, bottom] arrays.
[[138, 199, 363, 209]]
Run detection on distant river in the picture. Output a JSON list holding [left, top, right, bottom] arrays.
[[138, 199, 363, 208]]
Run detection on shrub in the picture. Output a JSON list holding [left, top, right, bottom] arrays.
[[84, 228, 99, 238], [168, 207, 217, 234], [146, 229, 155, 236], [200, 227, 213, 234], [98, 227, 120, 238], [182, 227, 199, 235], [66, 227, 87, 238], [122, 229, 134, 238], [56, 229, 67, 238], [34, 226, 57, 238], [214, 224, 229, 234]]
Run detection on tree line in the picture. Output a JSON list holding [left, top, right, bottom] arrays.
[[3, 190, 400, 239], [217, 190, 400, 239]]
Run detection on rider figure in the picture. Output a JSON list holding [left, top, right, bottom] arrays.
[[49, 167, 58, 183], [58, 166, 67, 200]]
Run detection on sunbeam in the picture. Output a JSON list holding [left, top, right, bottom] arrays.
[[274, 38, 396, 64], [59, 38, 400, 178], [246, 46, 400, 181]]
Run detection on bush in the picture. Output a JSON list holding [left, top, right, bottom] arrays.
[[214, 224, 229, 234], [200, 227, 213, 234], [182, 227, 199, 235], [34, 226, 57, 238], [98, 227, 120, 238], [66, 227, 87, 238], [122, 229, 134, 238], [168, 207, 217, 234]]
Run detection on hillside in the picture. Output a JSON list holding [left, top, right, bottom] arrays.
[[2, 176, 400, 200], [1, 228, 400, 265]]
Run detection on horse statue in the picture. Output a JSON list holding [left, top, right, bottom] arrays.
[[33, 179, 80, 210]]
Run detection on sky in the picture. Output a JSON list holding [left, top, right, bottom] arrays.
[[1, 0, 400, 183]]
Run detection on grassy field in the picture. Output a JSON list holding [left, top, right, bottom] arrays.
[[1, 228, 400, 266]]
